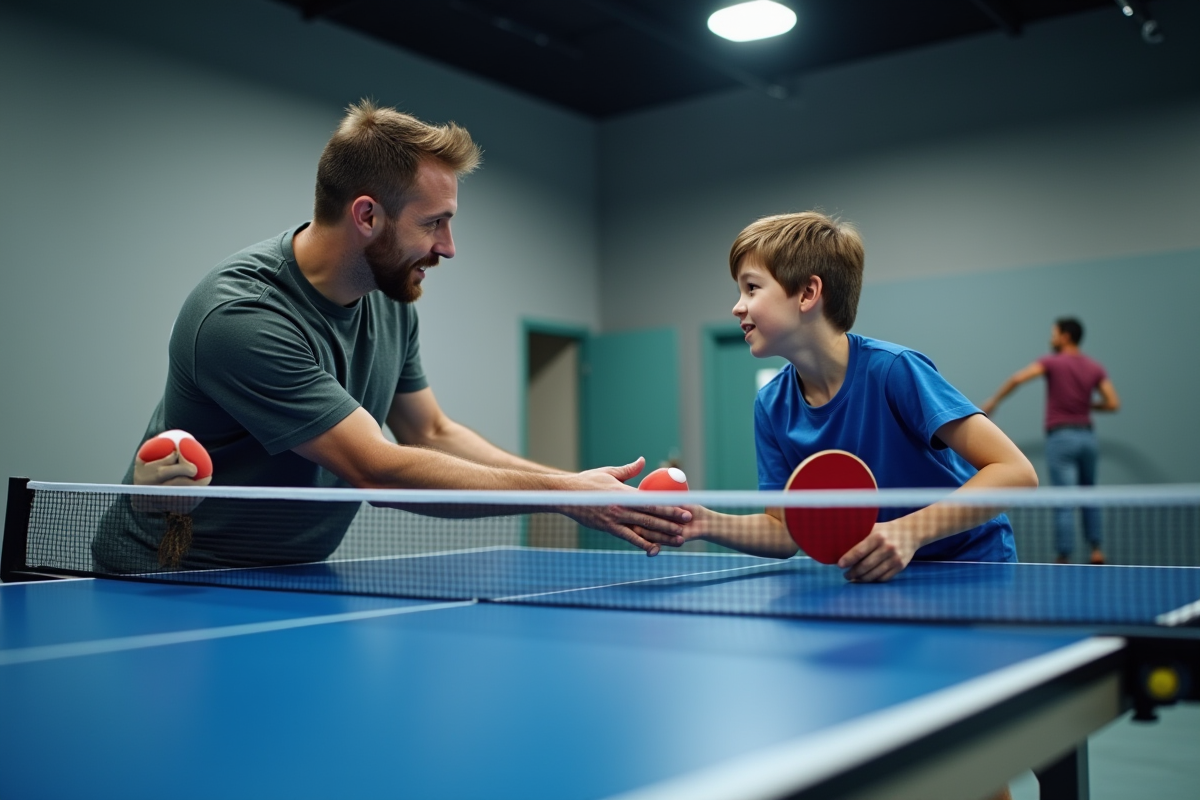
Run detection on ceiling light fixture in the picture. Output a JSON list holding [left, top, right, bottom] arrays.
[[707, 1, 797, 43], [1112, 0, 1164, 44]]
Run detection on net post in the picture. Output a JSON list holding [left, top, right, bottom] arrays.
[[2, 477, 34, 582]]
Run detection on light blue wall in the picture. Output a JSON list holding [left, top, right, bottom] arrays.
[[597, 1, 1200, 487], [855, 248, 1200, 484], [0, 0, 599, 531]]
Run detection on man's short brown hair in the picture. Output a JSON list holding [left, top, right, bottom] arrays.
[[729, 211, 865, 332], [313, 99, 482, 224]]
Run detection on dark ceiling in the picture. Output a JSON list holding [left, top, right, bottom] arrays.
[[275, 0, 1138, 117]]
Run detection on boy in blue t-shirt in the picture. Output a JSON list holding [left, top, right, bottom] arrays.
[[681, 211, 1038, 582]]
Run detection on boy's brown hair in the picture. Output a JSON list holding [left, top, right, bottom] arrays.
[[729, 211, 865, 332], [313, 99, 482, 224]]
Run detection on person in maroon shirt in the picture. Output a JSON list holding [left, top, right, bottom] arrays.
[[983, 318, 1121, 563]]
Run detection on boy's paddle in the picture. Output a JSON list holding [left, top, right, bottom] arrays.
[[783, 450, 878, 564]]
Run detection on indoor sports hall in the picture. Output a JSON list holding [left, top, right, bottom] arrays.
[[1, 2, 1198, 799]]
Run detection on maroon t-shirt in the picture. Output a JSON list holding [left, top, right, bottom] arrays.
[[1037, 353, 1107, 431]]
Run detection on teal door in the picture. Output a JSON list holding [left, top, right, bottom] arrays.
[[582, 327, 681, 474], [705, 327, 787, 490], [580, 327, 681, 548]]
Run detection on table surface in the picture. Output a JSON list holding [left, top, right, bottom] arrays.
[[2, 549, 1198, 800]]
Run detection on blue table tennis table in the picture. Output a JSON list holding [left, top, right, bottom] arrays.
[[3, 542, 1199, 800]]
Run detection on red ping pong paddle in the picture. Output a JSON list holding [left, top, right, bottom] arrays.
[[783, 450, 878, 564]]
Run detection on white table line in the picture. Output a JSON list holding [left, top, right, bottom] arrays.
[[0, 600, 476, 666]]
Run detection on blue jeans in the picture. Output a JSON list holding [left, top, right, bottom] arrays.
[[1046, 427, 1102, 556]]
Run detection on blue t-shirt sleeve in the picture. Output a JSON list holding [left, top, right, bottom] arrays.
[[754, 394, 792, 490], [884, 351, 981, 449]]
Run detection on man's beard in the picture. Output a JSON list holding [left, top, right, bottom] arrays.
[[364, 222, 438, 303]]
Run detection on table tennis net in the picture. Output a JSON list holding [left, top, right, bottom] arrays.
[[7, 481, 1200, 627]]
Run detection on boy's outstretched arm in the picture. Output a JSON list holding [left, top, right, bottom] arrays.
[[981, 362, 1044, 416], [674, 506, 799, 559], [838, 414, 1038, 583]]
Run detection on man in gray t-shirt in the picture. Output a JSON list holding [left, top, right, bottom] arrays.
[[95, 101, 689, 572]]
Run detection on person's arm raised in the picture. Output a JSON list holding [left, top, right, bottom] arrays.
[[981, 362, 1044, 416], [293, 407, 689, 554]]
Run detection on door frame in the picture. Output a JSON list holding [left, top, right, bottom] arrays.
[[520, 319, 589, 463], [701, 322, 749, 490]]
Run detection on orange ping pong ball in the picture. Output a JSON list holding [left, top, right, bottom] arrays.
[[136, 429, 213, 481], [638, 467, 689, 491]]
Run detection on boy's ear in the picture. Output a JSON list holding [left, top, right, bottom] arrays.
[[797, 275, 824, 313]]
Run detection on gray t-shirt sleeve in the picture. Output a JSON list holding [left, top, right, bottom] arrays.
[[193, 300, 360, 455], [395, 306, 427, 395]]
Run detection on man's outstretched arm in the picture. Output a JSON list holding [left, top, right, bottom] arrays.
[[981, 362, 1044, 416], [386, 388, 563, 473], [298, 406, 553, 490], [293, 406, 691, 554]]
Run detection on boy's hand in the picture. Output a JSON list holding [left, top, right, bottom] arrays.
[[561, 502, 689, 556], [558, 459, 691, 556], [837, 520, 922, 582], [639, 504, 714, 548]]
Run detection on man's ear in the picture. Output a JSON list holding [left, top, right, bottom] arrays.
[[349, 196, 382, 239], [798, 275, 824, 313]]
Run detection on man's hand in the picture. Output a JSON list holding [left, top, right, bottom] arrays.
[[557, 457, 691, 556], [131, 450, 209, 514], [134, 451, 206, 487], [836, 519, 922, 582]]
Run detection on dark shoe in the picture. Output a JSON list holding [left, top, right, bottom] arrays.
[[1055, 554, 1071, 564]]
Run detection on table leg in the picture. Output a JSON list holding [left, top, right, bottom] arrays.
[[1035, 743, 1089, 800]]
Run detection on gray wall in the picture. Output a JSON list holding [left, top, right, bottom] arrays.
[[0, 0, 599, 530], [3, 0, 1199, 550], [597, 1, 1200, 487], [856, 248, 1200, 484]]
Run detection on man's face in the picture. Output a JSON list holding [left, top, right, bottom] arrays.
[[1050, 324, 1065, 352], [364, 159, 458, 303], [732, 258, 799, 358]]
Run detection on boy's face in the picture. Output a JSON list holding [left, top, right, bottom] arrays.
[[733, 257, 800, 358]]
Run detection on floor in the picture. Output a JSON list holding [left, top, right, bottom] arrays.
[[1009, 704, 1200, 799]]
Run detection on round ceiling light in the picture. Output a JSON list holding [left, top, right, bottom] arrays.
[[707, 1, 797, 42]]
